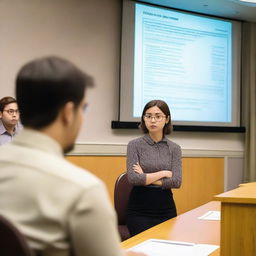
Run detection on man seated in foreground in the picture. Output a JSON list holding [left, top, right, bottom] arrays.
[[0, 56, 144, 256]]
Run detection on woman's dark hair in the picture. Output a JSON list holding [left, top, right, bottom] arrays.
[[140, 99, 172, 135], [16, 56, 94, 129], [0, 96, 17, 112]]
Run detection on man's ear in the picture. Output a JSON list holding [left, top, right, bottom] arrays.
[[0, 111, 2, 119], [61, 102, 75, 126]]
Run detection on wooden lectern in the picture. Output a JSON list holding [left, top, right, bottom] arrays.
[[214, 182, 256, 256]]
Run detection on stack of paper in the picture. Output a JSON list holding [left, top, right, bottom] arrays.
[[198, 211, 221, 221], [129, 239, 219, 256]]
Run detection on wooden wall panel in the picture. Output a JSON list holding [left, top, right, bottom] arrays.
[[65, 156, 224, 214], [173, 158, 224, 214]]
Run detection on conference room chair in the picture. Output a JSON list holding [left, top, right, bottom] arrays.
[[114, 172, 133, 241], [0, 214, 34, 256]]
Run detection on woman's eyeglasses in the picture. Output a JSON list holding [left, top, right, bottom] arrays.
[[143, 114, 166, 122]]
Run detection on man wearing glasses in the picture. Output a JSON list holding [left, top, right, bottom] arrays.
[[0, 96, 22, 145]]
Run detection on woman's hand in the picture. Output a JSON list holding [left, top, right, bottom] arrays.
[[132, 162, 144, 174], [162, 170, 173, 178]]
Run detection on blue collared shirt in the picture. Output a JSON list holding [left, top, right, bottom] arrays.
[[0, 120, 23, 145]]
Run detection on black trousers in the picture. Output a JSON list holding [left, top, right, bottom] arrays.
[[126, 186, 177, 236]]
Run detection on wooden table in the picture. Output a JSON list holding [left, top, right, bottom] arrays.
[[121, 201, 220, 255]]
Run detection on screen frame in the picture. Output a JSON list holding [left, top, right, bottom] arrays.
[[118, 0, 242, 129]]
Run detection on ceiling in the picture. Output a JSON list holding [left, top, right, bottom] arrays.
[[138, 0, 256, 22]]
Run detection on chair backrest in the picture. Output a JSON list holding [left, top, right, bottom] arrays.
[[0, 214, 34, 256], [114, 172, 133, 225]]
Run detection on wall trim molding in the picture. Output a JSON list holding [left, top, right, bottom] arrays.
[[68, 143, 244, 158]]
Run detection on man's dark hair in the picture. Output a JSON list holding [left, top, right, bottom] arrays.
[[16, 56, 93, 129], [140, 99, 172, 135], [0, 96, 17, 112]]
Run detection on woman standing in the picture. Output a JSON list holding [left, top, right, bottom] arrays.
[[126, 100, 182, 236]]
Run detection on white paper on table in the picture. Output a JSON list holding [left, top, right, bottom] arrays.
[[128, 239, 219, 256], [198, 211, 221, 220]]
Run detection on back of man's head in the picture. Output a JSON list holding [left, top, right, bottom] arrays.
[[16, 56, 93, 129]]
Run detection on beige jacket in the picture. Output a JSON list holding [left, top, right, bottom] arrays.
[[0, 129, 123, 256]]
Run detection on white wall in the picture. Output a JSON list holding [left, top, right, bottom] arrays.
[[0, 0, 244, 153]]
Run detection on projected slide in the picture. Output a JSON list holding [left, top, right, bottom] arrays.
[[133, 3, 232, 123]]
